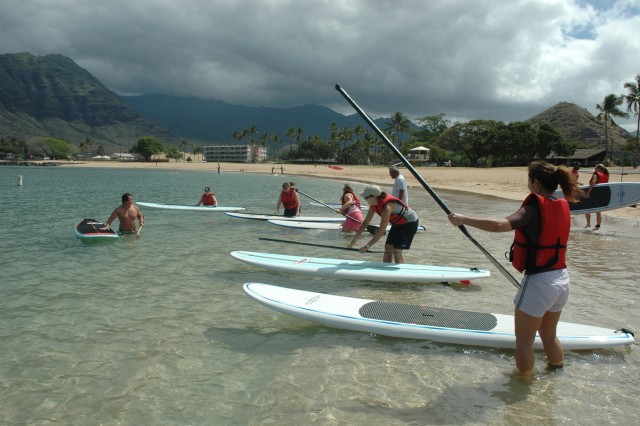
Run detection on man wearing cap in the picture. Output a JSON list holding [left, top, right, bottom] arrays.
[[197, 187, 218, 207], [348, 184, 419, 263], [389, 166, 408, 205]]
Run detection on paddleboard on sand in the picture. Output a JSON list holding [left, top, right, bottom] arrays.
[[243, 283, 635, 350], [231, 251, 488, 283], [75, 219, 118, 239], [225, 212, 345, 222], [267, 219, 426, 233], [136, 201, 244, 212], [554, 182, 640, 214]]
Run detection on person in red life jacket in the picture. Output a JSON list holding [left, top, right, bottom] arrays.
[[337, 183, 363, 233], [584, 163, 609, 230], [275, 181, 300, 217], [197, 187, 218, 207], [447, 161, 584, 383], [348, 184, 419, 263]]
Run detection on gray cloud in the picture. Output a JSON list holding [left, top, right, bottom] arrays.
[[1, 0, 638, 130]]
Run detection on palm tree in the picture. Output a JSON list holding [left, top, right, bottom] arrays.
[[596, 94, 628, 164], [271, 135, 283, 159], [624, 75, 640, 167], [385, 112, 412, 152], [180, 139, 190, 162]]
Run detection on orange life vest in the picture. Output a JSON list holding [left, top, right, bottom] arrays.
[[595, 170, 609, 184], [202, 193, 215, 206], [372, 195, 411, 225], [509, 193, 570, 273], [281, 189, 297, 209]]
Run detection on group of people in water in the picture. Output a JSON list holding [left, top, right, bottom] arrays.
[[101, 160, 615, 382]]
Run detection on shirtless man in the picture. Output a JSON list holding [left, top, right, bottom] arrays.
[[102, 193, 144, 233]]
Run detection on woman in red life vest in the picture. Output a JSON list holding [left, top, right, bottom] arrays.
[[337, 183, 363, 233], [275, 181, 300, 217], [197, 187, 218, 207], [447, 161, 583, 383], [584, 164, 609, 230], [348, 184, 419, 263]]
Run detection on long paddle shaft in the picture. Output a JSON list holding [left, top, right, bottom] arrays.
[[335, 84, 520, 289], [258, 237, 382, 253]]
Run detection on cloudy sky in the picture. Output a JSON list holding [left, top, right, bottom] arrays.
[[1, 0, 639, 131]]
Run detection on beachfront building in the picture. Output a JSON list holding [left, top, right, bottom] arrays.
[[203, 144, 268, 163]]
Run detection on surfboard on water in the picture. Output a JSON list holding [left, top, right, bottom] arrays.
[[231, 251, 488, 282], [75, 219, 118, 240], [136, 201, 244, 212], [224, 212, 345, 222], [266, 219, 426, 233], [243, 283, 635, 350], [310, 201, 369, 211], [553, 182, 640, 214]]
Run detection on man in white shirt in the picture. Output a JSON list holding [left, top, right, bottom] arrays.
[[389, 166, 408, 204]]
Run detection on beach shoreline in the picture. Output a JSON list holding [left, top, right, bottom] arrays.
[[22, 159, 640, 223]]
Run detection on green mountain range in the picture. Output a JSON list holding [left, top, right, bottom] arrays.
[[0, 52, 632, 156]]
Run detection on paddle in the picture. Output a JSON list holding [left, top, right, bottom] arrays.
[[259, 237, 382, 253], [136, 224, 143, 239], [335, 84, 520, 289], [295, 188, 381, 234]]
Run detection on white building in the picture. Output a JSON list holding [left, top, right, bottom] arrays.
[[203, 144, 268, 163]]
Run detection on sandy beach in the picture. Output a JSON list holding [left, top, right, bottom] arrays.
[[59, 159, 640, 223]]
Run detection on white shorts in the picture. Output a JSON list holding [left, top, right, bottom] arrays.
[[513, 269, 570, 317]]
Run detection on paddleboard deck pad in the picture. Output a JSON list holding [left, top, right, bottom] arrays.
[[136, 201, 244, 212], [243, 283, 635, 350], [554, 182, 640, 214], [225, 212, 345, 222], [75, 219, 118, 239], [231, 251, 489, 283]]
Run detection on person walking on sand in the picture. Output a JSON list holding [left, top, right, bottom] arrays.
[[584, 164, 609, 230], [389, 165, 408, 205], [275, 181, 300, 217], [102, 193, 144, 234], [337, 183, 363, 233], [197, 187, 218, 207], [348, 184, 419, 263], [447, 161, 583, 383]]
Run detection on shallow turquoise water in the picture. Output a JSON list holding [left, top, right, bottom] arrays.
[[1, 165, 639, 424]]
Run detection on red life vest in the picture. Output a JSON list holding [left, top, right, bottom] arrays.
[[281, 189, 297, 209], [509, 193, 570, 273], [202, 193, 215, 206], [340, 190, 361, 213], [372, 195, 411, 225], [594, 170, 609, 184]]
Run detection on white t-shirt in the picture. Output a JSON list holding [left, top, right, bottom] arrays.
[[391, 174, 408, 204]]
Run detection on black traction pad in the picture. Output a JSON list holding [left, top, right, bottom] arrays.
[[569, 186, 611, 211], [359, 301, 498, 330]]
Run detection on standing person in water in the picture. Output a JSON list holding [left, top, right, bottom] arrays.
[[102, 193, 144, 234], [197, 187, 218, 207], [584, 164, 609, 230], [275, 181, 300, 217], [448, 161, 584, 383], [348, 184, 419, 263], [337, 183, 363, 233]]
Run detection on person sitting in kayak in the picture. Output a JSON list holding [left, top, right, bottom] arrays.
[[348, 184, 419, 263], [275, 182, 300, 217], [197, 187, 218, 207]]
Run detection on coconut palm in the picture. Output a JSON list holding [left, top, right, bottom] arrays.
[[596, 94, 628, 164], [385, 112, 412, 152], [180, 139, 189, 162], [624, 75, 640, 167]]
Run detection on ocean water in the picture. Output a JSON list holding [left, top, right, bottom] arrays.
[[1, 165, 639, 425]]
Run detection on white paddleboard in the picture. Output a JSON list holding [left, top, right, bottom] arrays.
[[136, 201, 244, 212], [310, 201, 369, 211], [243, 283, 635, 350], [231, 251, 489, 283], [75, 219, 118, 240], [225, 212, 345, 222], [267, 219, 426, 233], [553, 182, 640, 214]]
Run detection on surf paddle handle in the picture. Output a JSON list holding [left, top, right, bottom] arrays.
[[136, 224, 144, 239], [259, 237, 382, 253], [335, 83, 520, 289]]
